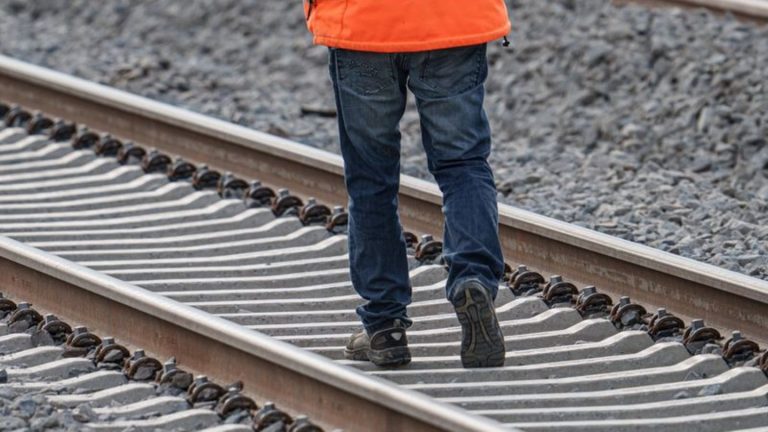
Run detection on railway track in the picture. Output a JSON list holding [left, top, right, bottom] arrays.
[[0, 297, 313, 431], [0, 20, 767, 431]]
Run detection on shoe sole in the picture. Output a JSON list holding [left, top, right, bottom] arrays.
[[343, 347, 370, 361], [454, 282, 506, 368], [367, 346, 411, 368]]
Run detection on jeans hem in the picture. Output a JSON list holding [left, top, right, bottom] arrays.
[[364, 317, 413, 335]]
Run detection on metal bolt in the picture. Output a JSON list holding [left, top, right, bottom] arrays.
[[250, 180, 262, 188], [162, 361, 178, 374], [421, 234, 433, 242], [43, 314, 57, 323], [732, 331, 742, 341], [17, 302, 30, 310], [332, 206, 344, 214], [690, 319, 704, 330], [133, 350, 145, 359], [582, 286, 596, 295], [517, 265, 528, 272], [307, 197, 317, 205], [619, 296, 630, 306], [549, 275, 562, 284], [278, 188, 290, 197], [73, 326, 87, 335], [102, 337, 115, 345], [227, 381, 244, 392], [657, 308, 667, 317]]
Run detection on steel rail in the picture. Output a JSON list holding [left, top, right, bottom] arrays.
[[615, 0, 768, 20], [0, 55, 766, 344], [665, 0, 768, 17], [0, 236, 512, 432]]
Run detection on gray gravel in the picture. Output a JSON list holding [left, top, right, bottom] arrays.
[[0, 0, 765, 279], [1, 393, 78, 432]]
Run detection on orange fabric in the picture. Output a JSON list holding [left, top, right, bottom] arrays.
[[304, 0, 511, 53]]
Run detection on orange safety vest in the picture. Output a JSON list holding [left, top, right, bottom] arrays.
[[304, 0, 511, 53]]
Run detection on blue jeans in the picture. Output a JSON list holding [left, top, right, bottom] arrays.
[[328, 44, 504, 334]]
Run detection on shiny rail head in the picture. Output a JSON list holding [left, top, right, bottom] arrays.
[[613, 0, 768, 19]]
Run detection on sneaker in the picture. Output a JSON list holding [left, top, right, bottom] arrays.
[[368, 320, 411, 367], [453, 280, 506, 368], [343, 329, 370, 361], [344, 320, 411, 367]]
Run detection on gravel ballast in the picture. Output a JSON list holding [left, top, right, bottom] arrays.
[[0, 0, 765, 279]]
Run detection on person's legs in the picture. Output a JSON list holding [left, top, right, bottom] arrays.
[[328, 48, 412, 366], [406, 44, 506, 367], [406, 44, 504, 304]]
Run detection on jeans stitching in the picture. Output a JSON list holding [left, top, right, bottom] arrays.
[[336, 50, 394, 95], [420, 44, 486, 95], [473, 44, 486, 88], [420, 50, 432, 81], [332, 49, 351, 139]]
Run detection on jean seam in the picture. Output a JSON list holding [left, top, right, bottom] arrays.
[[336, 50, 396, 96], [389, 53, 397, 85], [332, 50, 350, 141], [420, 50, 432, 81], [420, 44, 486, 95], [473, 44, 486, 88]]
